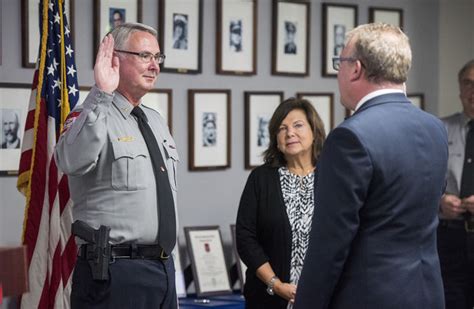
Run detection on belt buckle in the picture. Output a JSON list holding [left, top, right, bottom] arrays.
[[160, 248, 169, 260], [465, 220, 474, 233]]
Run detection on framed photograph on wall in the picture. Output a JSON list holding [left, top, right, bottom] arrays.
[[272, 0, 310, 76], [0, 83, 32, 175], [407, 93, 425, 110], [22, 0, 74, 68], [141, 89, 173, 133], [369, 7, 403, 29], [94, 0, 142, 60], [189, 89, 231, 171], [230, 224, 247, 292], [322, 3, 358, 77], [216, 0, 257, 75], [159, 0, 203, 74], [297, 92, 334, 135], [184, 226, 233, 297], [245, 91, 283, 169]]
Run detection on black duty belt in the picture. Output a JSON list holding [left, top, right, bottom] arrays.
[[79, 243, 169, 261], [439, 219, 474, 233]]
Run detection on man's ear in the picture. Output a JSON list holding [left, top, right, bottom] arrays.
[[349, 60, 364, 82]]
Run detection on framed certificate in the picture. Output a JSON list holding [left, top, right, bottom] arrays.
[[184, 226, 232, 297]]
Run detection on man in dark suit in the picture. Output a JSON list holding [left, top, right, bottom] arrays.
[[294, 23, 448, 309]]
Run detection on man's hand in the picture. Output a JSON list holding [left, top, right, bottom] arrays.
[[440, 194, 465, 219], [94, 34, 120, 94], [462, 195, 474, 214]]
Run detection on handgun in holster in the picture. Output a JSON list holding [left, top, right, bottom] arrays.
[[72, 220, 111, 281]]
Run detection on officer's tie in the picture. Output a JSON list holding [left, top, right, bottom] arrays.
[[132, 106, 176, 255], [460, 119, 474, 199]]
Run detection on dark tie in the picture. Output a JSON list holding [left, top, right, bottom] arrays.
[[460, 120, 474, 199], [131, 106, 176, 255]]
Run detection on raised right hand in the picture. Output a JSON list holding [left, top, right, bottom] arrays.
[[94, 34, 120, 94], [440, 193, 465, 219]]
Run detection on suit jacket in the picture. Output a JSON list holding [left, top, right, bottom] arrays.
[[236, 165, 317, 309], [294, 93, 448, 309]]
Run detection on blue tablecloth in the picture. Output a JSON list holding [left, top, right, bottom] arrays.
[[179, 294, 245, 308]]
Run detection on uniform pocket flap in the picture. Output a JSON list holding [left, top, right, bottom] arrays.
[[111, 139, 148, 159], [163, 141, 180, 162]]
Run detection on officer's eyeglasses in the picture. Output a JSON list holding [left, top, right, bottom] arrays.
[[461, 79, 474, 90], [115, 50, 166, 64], [332, 56, 360, 71]]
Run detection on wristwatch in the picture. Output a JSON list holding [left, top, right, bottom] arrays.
[[266, 275, 279, 296]]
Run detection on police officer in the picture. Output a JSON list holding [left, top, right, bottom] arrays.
[[55, 23, 179, 308]]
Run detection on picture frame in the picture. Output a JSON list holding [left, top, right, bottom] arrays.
[[407, 93, 425, 110], [188, 89, 231, 171], [244, 91, 283, 169], [272, 0, 310, 76], [184, 226, 233, 297], [94, 0, 142, 62], [230, 224, 247, 292], [159, 0, 203, 74], [0, 83, 32, 176], [21, 0, 75, 68], [141, 89, 173, 133], [216, 0, 257, 75], [369, 7, 403, 29], [297, 92, 334, 135], [322, 3, 358, 77]]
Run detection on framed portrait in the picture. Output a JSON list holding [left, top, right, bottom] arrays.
[[272, 0, 310, 76], [184, 226, 233, 297], [141, 89, 173, 133], [297, 92, 334, 135], [94, 0, 142, 60], [0, 83, 32, 175], [407, 93, 425, 110], [322, 3, 358, 77], [159, 0, 203, 74], [369, 7, 403, 29], [245, 91, 283, 169], [188, 89, 231, 171], [230, 224, 247, 292], [216, 0, 257, 75], [21, 0, 74, 68]]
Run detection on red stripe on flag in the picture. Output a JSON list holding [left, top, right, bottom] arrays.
[[23, 99, 49, 264], [18, 149, 33, 176], [48, 158, 59, 213], [47, 244, 63, 307], [38, 275, 51, 309], [25, 109, 36, 131], [58, 176, 70, 213], [62, 237, 77, 285]]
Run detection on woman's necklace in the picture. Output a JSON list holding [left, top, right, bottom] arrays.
[[288, 166, 314, 189]]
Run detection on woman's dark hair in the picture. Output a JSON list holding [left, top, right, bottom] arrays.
[[263, 98, 326, 167]]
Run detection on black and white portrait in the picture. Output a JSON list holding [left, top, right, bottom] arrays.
[[173, 13, 188, 50], [109, 8, 126, 30], [202, 112, 217, 147], [333, 24, 346, 56], [256, 116, 270, 147], [1, 109, 21, 149], [284, 21, 297, 55], [229, 20, 242, 52]]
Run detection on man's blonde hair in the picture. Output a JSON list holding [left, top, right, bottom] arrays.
[[346, 23, 411, 84]]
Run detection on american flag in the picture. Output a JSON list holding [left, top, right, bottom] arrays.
[[17, 0, 79, 308]]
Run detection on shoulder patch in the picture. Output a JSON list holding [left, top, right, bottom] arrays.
[[61, 111, 82, 135]]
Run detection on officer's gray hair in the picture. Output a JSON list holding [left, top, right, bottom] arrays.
[[458, 59, 474, 83], [108, 22, 158, 50]]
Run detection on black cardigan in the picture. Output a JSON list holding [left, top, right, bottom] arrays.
[[236, 165, 317, 308]]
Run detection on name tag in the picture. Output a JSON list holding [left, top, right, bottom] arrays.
[[118, 136, 135, 142]]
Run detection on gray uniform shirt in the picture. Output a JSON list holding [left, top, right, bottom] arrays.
[[440, 112, 471, 219], [55, 86, 179, 244]]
